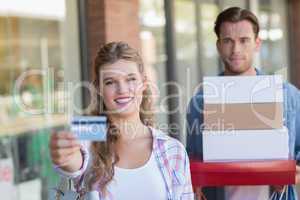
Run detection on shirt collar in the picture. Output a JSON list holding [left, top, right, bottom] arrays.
[[219, 68, 263, 76], [149, 127, 169, 141]]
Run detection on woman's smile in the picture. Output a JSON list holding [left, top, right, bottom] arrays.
[[114, 96, 134, 107]]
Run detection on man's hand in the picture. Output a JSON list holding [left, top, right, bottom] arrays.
[[270, 165, 300, 193], [271, 185, 286, 193], [296, 165, 300, 184]]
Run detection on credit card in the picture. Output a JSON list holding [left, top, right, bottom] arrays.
[[70, 116, 107, 141]]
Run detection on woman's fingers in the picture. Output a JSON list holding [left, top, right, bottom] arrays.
[[54, 131, 76, 139], [49, 131, 81, 166], [51, 146, 81, 158], [51, 147, 80, 164], [50, 131, 80, 148], [51, 138, 80, 148]]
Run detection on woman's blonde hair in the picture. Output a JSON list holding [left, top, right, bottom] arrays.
[[88, 41, 154, 194]]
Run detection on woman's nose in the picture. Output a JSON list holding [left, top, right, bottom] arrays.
[[116, 81, 129, 94]]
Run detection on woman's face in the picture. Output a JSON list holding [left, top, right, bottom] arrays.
[[99, 59, 146, 119]]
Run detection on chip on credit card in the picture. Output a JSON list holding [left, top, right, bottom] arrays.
[[70, 116, 107, 141]]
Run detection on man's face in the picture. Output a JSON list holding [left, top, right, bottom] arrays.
[[217, 20, 261, 75]]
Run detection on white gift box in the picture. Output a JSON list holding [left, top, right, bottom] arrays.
[[202, 127, 289, 162], [203, 75, 283, 104], [203, 75, 284, 130]]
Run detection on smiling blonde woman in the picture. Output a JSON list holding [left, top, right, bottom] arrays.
[[50, 41, 194, 200]]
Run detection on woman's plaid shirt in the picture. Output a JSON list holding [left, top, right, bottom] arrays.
[[55, 127, 194, 200]]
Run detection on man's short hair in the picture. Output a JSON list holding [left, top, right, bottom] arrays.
[[214, 7, 260, 38]]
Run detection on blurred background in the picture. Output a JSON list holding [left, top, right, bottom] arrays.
[[0, 0, 300, 199]]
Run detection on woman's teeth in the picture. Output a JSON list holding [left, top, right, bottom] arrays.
[[115, 97, 133, 104]]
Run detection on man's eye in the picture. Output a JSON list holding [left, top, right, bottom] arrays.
[[222, 39, 231, 44], [240, 38, 250, 43]]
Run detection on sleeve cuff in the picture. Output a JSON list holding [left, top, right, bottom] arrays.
[[53, 144, 90, 179]]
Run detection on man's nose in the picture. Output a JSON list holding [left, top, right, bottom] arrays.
[[232, 41, 241, 53]]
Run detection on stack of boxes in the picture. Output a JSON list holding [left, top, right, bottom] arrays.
[[202, 75, 289, 162]]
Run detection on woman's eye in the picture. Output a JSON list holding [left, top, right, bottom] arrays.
[[105, 81, 113, 85], [128, 77, 136, 82]]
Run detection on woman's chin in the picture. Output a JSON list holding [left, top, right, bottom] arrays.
[[108, 106, 139, 119]]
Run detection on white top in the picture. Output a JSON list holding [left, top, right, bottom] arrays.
[[225, 186, 269, 200], [107, 152, 168, 200]]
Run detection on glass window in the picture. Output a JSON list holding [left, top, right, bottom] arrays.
[[174, 0, 198, 143], [221, 0, 247, 9], [258, 0, 289, 76], [197, 1, 219, 76], [175, 0, 198, 90], [139, 0, 168, 126], [0, 0, 81, 199]]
